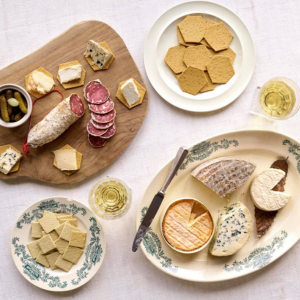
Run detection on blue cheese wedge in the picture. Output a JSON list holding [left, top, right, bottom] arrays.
[[0, 147, 22, 175], [209, 201, 252, 256], [120, 79, 141, 107], [250, 168, 291, 211], [84, 40, 112, 69], [58, 65, 82, 83]]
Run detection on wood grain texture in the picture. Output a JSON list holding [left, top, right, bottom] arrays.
[[0, 21, 148, 184]]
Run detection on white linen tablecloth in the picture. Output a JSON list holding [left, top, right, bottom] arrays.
[[1, 0, 300, 299]]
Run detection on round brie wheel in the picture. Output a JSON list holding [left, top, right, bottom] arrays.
[[250, 168, 291, 211]]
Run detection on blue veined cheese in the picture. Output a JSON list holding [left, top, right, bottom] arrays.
[[0, 147, 22, 175], [84, 40, 112, 69], [209, 201, 252, 256]]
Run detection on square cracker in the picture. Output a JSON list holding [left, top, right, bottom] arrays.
[[69, 231, 87, 248], [60, 223, 80, 241], [55, 255, 73, 272], [46, 251, 60, 270], [48, 230, 59, 241], [116, 79, 146, 109], [37, 234, 56, 254], [0, 145, 21, 174], [27, 241, 41, 259], [59, 218, 77, 227], [53, 144, 82, 176], [36, 252, 50, 268], [31, 221, 43, 239], [85, 41, 115, 71], [62, 246, 84, 264], [55, 221, 70, 236], [25, 67, 55, 98], [57, 60, 86, 89], [55, 238, 69, 254], [39, 212, 60, 233]]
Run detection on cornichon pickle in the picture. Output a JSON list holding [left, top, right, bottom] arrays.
[[7, 103, 13, 115], [10, 114, 15, 122], [5, 89, 13, 99], [0, 95, 10, 122], [14, 91, 27, 114], [14, 112, 23, 121]]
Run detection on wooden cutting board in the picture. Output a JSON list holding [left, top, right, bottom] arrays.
[[0, 21, 148, 184]]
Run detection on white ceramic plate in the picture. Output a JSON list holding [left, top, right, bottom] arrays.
[[136, 130, 300, 282], [144, 1, 255, 112], [11, 197, 106, 291]]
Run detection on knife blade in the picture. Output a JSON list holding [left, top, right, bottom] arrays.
[[132, 146, 188, 252]]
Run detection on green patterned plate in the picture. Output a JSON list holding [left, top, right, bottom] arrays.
[[136, 130, 300, 282], [11, 197, 106, 291]]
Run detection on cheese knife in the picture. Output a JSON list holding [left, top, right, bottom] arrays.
[[132, 146, 189, 252]]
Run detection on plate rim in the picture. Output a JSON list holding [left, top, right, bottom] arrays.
[[11, 196, 106, 291], [144, 0, 256, 112], [135, 129, 299, 282]]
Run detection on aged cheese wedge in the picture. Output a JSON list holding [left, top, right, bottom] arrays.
[[191, 157, 256, 198], [53, 148, 78, 171], [121, 79, 141, 107], [250, 168, 291, 211], [209, 201, 252, 256], [28, 70, 55, 95], [162, 200, 213, 252]]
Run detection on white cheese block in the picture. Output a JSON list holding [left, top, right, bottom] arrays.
[[30, 70, 55, 94], [84, 40, 112, 69], [58, 65, 82, 83], [121, 79, 141, 107], [0, 147, 22, 175], [250, 168, 291, 211], [53, 149, 78, 171], [209, 201, 252, 256]]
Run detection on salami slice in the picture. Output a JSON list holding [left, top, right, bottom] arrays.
[[101, 123, 116, 139], [89, 98, 114, 114], [84, 80, 109, 104], [88, 134, 108, 148], [28, 94, 84, 148], [87, 120, 108, 137], [91, 109, 116, 123], [91, 119, 114, 130]]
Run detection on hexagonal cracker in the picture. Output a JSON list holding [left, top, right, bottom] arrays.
[[177, 26, 199, 47], [208, 47, 236, 64], [207, 56, 235, 84], [204, 22, 233, 52], [178, 66, 208, 95], [200, 19, 216, 48], [183, 45, 213, 70], [0, 144, 21, 173], [200, 72, 217, 93], [164, 45, 186, 74], [178, 16, 206, 43]]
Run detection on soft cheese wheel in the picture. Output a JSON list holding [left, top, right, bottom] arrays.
[[250, 168, 291, 211]]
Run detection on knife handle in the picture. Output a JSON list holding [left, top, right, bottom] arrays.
[[160, 146, 189, 194]]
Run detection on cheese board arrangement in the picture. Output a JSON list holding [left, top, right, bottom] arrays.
[[144, 1, 255, 112], [135, 130, 300, 282], [0, 20, 148, 184], [11, 197, 106, 291]]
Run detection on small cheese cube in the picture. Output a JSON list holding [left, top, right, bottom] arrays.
[[27, 241, 41, 259], [62, 246, 84, 264], [31, 222, 43, 239], [55, 255, 73, 272], [54, 238, 69, 254], [36, 252, 50, 268], [46, 251, 60, 270], [120, 79, 141, 107], [37, 234, 56, 254], [69, 231, 87, 249], [39, 212, 60, 233], [60, 223, 80, 241], [0, 147, 22, 175]]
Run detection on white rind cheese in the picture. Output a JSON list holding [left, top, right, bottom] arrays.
[[209, 201, 252, 256], [84, 40, 112, 69], [58, 65, 82, 83], [250, 168, 291, 211], [53, 149, 78, 171], [120, 79, 140, 107], [29, 70, 55, 95], [0, 147, 22, 175]]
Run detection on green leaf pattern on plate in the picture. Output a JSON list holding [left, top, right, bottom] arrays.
[[283, 139, 300, 174]]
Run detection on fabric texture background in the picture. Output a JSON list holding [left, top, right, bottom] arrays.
[[0, 0, 299, 299]]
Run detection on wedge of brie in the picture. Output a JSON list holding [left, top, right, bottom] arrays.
[[121, 79, 140, 107], [58, 65, 82, 83], [250, 168, 291, 211], [191, 157, 256, 198], [28, 70, 55, 95]]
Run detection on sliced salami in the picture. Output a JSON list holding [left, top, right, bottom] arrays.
[[91, 109, 116, 123], [84, 80, 109, 104], [70, 94, 85, 116], [101, 123, 116, 139], [89, 98, 114, 114], [88, 134, 108, 148], [91, 119, 114, 130], [87, 120, 108, 137]]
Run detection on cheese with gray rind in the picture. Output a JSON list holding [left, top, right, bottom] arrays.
[[191, 157, 256, 198], [209, 201, 252, 256], [250, 168, 291, 211]]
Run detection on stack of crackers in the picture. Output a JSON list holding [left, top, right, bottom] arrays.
[[27, 211, 87, 272], [164, 15, 235, 95]]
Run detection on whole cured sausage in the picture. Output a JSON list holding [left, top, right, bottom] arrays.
[[27, 94, 84, 148]]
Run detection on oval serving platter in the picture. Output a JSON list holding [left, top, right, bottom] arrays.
[[11, 197, 106, 291], [144, 1, 255, 112], [136, 130, 300, 282]]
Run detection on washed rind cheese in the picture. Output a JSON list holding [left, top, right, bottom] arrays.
[[250, 168, 291, 211], [191, 157, 256, 198], [209, 201, 252, 256]]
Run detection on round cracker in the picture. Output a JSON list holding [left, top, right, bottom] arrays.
[[178, 16, 206, 43], [183, 45, 213, 70], [207, 56, 235, 84], [164, 45, 186, 74]]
